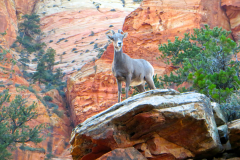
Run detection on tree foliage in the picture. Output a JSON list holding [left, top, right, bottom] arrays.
[[15, 14, 45, 55], [43, 48, 56, 71], [158, 25, 240, 104], [32, 58, 47, 85], [0, 90, 45, 160]]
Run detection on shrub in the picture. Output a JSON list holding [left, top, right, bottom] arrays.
[[10, 42, 18, 48], [43, 95, 53, 101], [57, 38, 65, 43], [52, 108, 64, 118], [19, 145, 45, 153], [89, 31, 94, 36], [46, 102, 58, 108], [15, 84, 21, 87], [28, 86, 37, 94], [32, 58, 38, 62], [96, 48, 104, 59], [220, 92, 240, 122], [94, 43, 98, 49], [158, 25, 240, 104]]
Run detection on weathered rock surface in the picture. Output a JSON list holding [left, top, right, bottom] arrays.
[[212, 102, 227, 126], [0, 0, 18, 47], [218, 125, 229, 144], [121, 0, 232, 68], [228, 119, 240, 151], [96, 147, 147, 160], [34, 0, 141, 75], [0, 47, 72, 159], [0, 0, 39, 48], [221, 0, 240, 41], [70, 89, 223, 160]]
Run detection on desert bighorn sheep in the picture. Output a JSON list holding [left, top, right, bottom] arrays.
[[106, 29, 156, 102]]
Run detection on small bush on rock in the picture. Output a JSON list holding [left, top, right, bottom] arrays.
[[43, 95, 53, 101]]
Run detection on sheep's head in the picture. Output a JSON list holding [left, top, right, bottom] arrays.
[[106, 29, 128, 51]]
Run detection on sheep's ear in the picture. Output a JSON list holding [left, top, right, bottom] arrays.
[[106, 35, 114, 41], [123, 32, 128, 38]]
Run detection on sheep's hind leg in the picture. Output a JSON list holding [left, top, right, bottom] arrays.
[[145, 75, 156, 89], [125, 76, 131, 100], [136, 83, 145, 92]]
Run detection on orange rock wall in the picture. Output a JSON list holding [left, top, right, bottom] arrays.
[[0, 50, 72, 160], [66, 0, 233, 127], [221, 0, 240, 41], [0, 0, 38, 47], [0, 0, 18, 47], [121, 0, 231, 68]]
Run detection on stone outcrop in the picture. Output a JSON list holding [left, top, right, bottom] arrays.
[[221, 0, 240, 41], [97, 147, 147, 160], [228, 119, 240, 151], [212, 102, 227, 126], [70, 89, 223, 160]]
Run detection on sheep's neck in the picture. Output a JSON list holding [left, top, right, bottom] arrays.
[[114, 49, 124, 64]]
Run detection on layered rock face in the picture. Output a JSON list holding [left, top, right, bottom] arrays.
[[0, 0, 18, 47], [35, 0, 141, 74], [70, 89, 223, 160], [0, 49, 72, 159], [66, 0, 233, 127], [221, 0, 240, 41], [0, 0, 38, 47], [228, 119, 240, 151]]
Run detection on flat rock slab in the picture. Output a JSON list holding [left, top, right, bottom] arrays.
[[70, 89, 223, 160]]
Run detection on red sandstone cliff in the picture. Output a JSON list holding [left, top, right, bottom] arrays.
[[221, 0, 240, 41], [0, 1, 72, 159], [2, 0, 240, 159], [66, 0, 234, 127]]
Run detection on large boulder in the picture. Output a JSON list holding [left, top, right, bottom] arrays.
[[228, 119, 240, 152], [70, 89, 223, 160]]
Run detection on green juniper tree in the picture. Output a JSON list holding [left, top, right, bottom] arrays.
[[0, 90, 45, 160], [44, 47, 56, 71], [32, 58, 47, 86], [12, 14, 46, 75], [158, 25, 240, 104], [16, 14, 45, 55]]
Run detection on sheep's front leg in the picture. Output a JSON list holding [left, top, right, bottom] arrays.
[[117, 80, 122, 102], [125, 76, 131, 100]]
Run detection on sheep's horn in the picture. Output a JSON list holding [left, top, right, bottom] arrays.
[[105, 30, 115, 35], [118, 29, 123, 34]]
